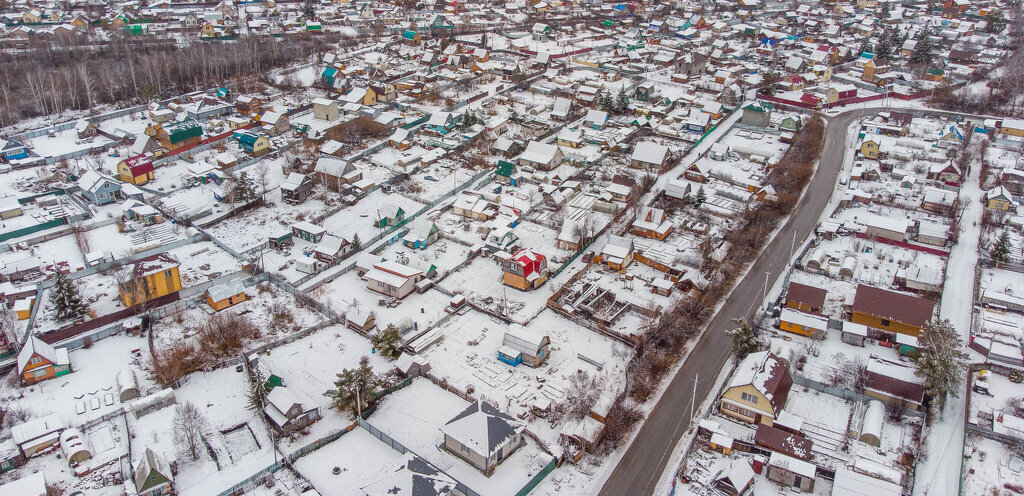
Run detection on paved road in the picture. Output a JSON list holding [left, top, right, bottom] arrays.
[[599, 107, 880, 496]]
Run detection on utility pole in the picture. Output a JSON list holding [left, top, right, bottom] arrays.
[[762, 271, 771, 312], [691, 373, 699, 421]]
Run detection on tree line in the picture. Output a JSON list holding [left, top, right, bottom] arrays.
[[0, 33, 340, 127]]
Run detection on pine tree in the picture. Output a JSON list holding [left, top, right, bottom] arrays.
[[323, 356, 382, 416], [600, 92, 614, 113], [247, 366, 269, 412], [913, 319, 968, 405], [911, 29, 934, 65], [990, 230, 1012, 265], [302, 0, 315, 19], [51, 270, 88, 322], [371, 324, 404, 360], [616, 88, 629, 114], [237, 171, 258, 203], [351, 234, 361, 250], [693, 185, 707, 207], [726, 318, 761, 360]]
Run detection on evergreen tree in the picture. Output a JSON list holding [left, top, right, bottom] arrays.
[[990, 230, 1012, 265], [761, 70, 780, 95], [323, 356, 382, 416], [616, 88, 629, 114], [371, 324, 404, 360], [911, 29, 934, 65], [984, 10, 1007, 34], [50, 270, 88, 322], [302, 0, 315, 19], [875, 33, 893, 61], [693, 185, 707, 207], [726, 318, 761, 360], [236, 171, 258, 203], [913, 319, 969, 405], [351, 234, 361, 250], [247, 366, 269, 412], [600, 92, 615, 113]]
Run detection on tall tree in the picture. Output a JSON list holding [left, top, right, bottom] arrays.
[[726, 318, 761, 360], [174, 401, 210, 460], [984, 10, 1008, 34], [302, 0, 315, 19], [247, 366, 269, 412], [913, 319, 969, 406], [990, 230, 1012, 265], [760, 70, 780, 95], [911, 29, 934, 65], [616, 88, 629, 114], [50, 270, 89, 322], [370, 324, 404, 360], [693, 185, 707, 208], [323, 356, 382, 416]]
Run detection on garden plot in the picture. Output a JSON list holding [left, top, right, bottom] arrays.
[[258, 324, 391, 449], [369, 380, 555, 496], [0, 230, 85, 270], [375, 232, 473, 280], [416, 309, 631, 434], [319, 189, 428, 246], [439, 254, 555, 324], [513, 220, 575, 262], [33, 270, 123, 333], [316, 270, 455, 333], [797, 233, 947, 292], [292, 427, 409, 496], [0, 336, 155, 430], [394, 158, 481, 203], [205, 186, 336, 253], [565, 259, 682, 318], [962, 436, 1024, 496], [166, 240, 244, 285], [26, 127, 114, 159], [150, 281, 326, 353]]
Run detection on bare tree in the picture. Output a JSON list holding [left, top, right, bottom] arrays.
[[174, 401, 210, 460]]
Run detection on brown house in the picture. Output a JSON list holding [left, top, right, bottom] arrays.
[[850, 284, 936, 337], [17, 336, 71, 385], [784, 282, 826, 314]]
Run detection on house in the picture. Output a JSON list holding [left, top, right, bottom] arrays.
[[206, 279, 247, 311], [264, 386, 321, 434], [986, 186, 1016, 211], [740, 102, 772, 128], [75, 120, 98, 139], [118, 254, 183, 307], [557, 127, 584, 148], [440, 400, 525, 475], [0, 139, 29, 162], [519, 141, 563, 171], [0, 439, 25, 474], [498, 326, 550, 367], [494, 159, 519, 186], [851, 284, 936, 337], [0, 472, 43, 495], [402, 219, 440, 249], [779, 308, 828, 338], [122, 200, 163, 226], [714, 459, 755, 496], [865, 354, 926, 410], [77, 170, 122, 205], [599, 235, 634, 270], [312, 98, 339, 121], [719, 351, 792, 426], [313, 156, 359, 192], [117, 154, 156, 185], [374, 204, 406, 228], [922, 187, 957, 214], [784, 282, 826, 313], [502, 249, 548, 291], [402, 29, 421, 45], [17, 336, 71, 385], [12, 413, 64, 458], [134, 448, 175, 496], [453, 192, 498, 220], [998, 118, 1024, 138], [259, 111, 290, 135], [684, 163, 709, 183], [864, 215, 910, 242], [280, 173, 313, 204], [766, 452, 816, 493], [235, 94, 264, 114], [314, 235, 352, 262], [236, 131, 271, 157], [427, 112, 457, 134], [686, 108, 711, 133], [362, 261, 425, 299], [154, 120, 202, 151], [292, 221, 327, 243], [631, 207, 672, 240], [860, 139, 880, 159], [630, 141, 670, 171], [551, 97, 573, 121], [584, 109, 609, 130], [754, 424, 813, 460]]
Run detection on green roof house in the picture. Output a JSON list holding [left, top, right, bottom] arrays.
[[134, 448, 174, 496]]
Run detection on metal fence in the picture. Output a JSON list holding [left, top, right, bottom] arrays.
[[516, 456, 558, 496]]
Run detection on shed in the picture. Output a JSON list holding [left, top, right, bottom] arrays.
[[11, 413, 64, 458], [206, 279, 247, 311], [832, 467, 902, 496], [500, 326, 550, 367], [0, 472, 46, 496], [841, 321, 868, 347], [117, 368, 140, 402], [766, 451, 816, 492], [859, 400, 884, 447]]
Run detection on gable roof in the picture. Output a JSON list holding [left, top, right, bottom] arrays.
[[852, 284, 935, 329], [17, 336, 68, 373], [441, 400, 524, 457], [785, 282, 826, 309], [134, 447, 173, 493], [727, 351, 792, 415], [631, 141, 669, 164]]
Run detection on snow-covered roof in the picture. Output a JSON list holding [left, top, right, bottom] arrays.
[[832, 467, 902, 496], [441, 400, 524, 458], [768, 451, 816, 478], [207, 279, 245, 303], [361, 452, 458, 496], [726, 351, 792, 414], [0, 472, 46, 496], [17, 336, 69, 374], [519, 141, 559, 165], [631, 141, 669, 165], [11, 413, 64, 446]]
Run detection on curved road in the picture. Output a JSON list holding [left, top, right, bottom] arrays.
[[598, 107, 886, 496]]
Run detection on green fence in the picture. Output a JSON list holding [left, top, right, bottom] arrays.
[[516, 456, 558, 496], [0, 217, 66, 242]]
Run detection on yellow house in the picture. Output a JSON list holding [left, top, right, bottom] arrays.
[[998, 118, 1024, 138], [986, 186, 1016, 211], [719, 351, 792, 426], [850, 284, 935, 337], [362, 87, 379, 106], [117, 155, 155, 185], [22, 9, 42, 23], [860, 139, 880, 159], [17, 336, 71, 385], [14, 297, 34, 320], [201, 22, 217, 37], [779, 308, 828, 338], [119, 254, 183, 307]]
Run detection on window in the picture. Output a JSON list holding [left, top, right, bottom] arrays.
[[460, 443, 470, 455], [164, 270, 173, 278], [722, 401, 757, 419], [30, 356, 41, 365], [880, 319, 890, 327], [33, 368, 48, 378], [740, 392, 758, 404]]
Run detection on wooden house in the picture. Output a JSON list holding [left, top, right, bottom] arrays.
[[850, 284, 936, 337], [264, 386, 321, 434], [631, 207, 672, 240], [133, 448, 175, 496], [440, 400, 525, 476], [206, 279, 247, 311], [402, 219, 440, 249], [498, 326, 550, 367], [502, 249, 547, 291], [118, 254, 183, 307], [280, 173, 313, 204], [17, 336, 71, 385], [117, 154, 156, 185], [784, 282, 826, 313], [718, 351, 792, 426]]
